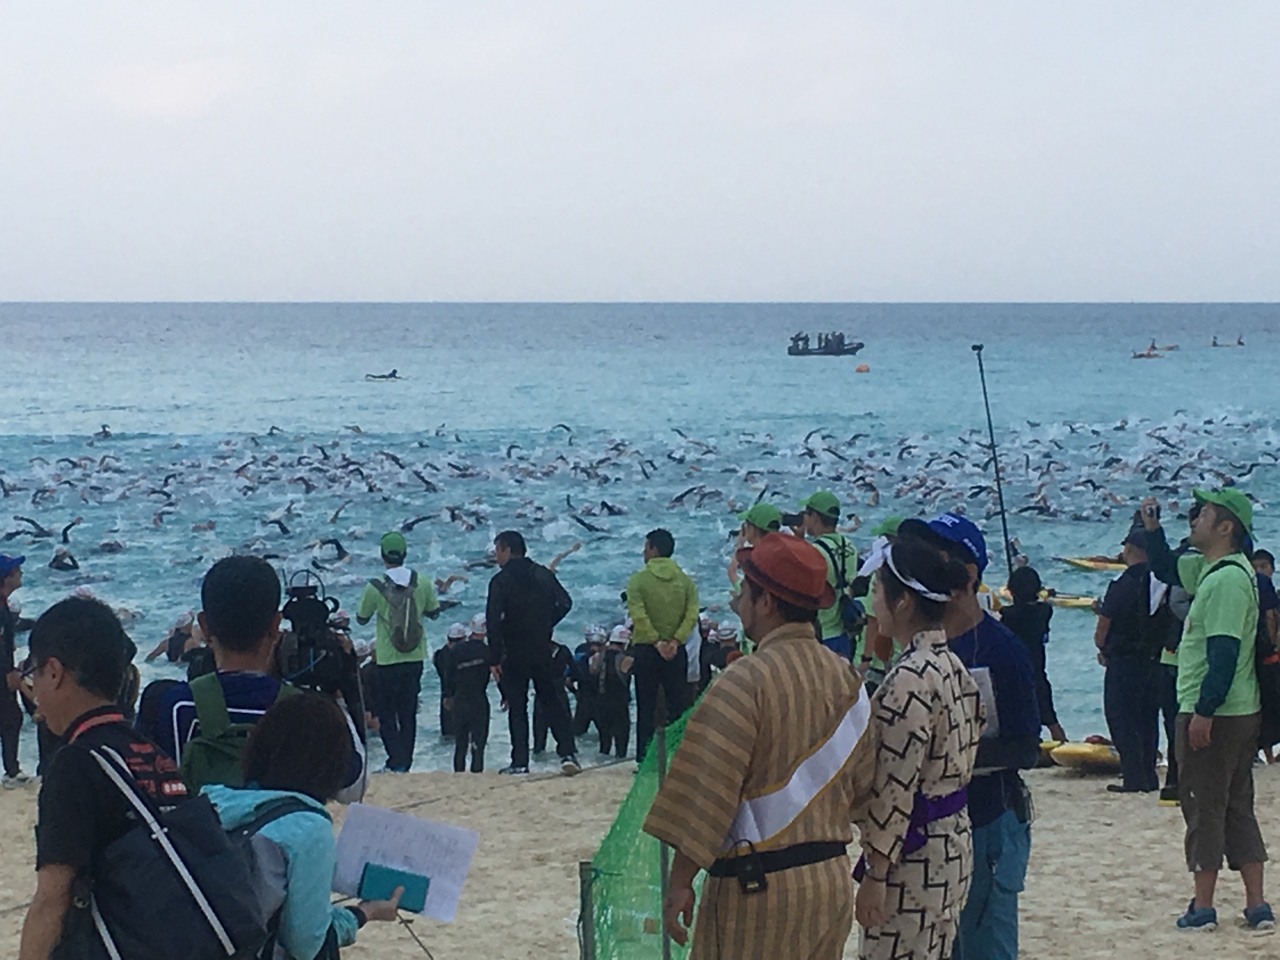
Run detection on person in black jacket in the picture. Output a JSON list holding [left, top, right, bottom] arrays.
[[1001, 566, 1068, 742], [1094, 527, 1164, 793], [486, 531, 580, 775]]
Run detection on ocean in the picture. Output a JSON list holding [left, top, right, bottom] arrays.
[[3, 301, 1279, 772]]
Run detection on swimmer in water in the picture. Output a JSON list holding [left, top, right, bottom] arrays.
[[48, 547, 79, 572], [364, 369, 402, 381]]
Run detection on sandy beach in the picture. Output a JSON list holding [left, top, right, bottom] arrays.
[[3, 762, 1279, 959]]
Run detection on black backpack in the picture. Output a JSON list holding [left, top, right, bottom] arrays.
[[814, 536, 868, 636], [63, 746, 286, 960]]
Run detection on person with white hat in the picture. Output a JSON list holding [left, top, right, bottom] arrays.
[[590, 625, 634, 758], [433, 623, 467, 740], [443, 621, 492, 773]]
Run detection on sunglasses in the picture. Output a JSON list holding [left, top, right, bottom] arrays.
[[19, 660, 42, 681]]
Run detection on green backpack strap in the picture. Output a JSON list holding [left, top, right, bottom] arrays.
[[190, 672, 232, 738]]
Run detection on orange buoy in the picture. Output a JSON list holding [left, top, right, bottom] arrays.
[[855, 364, 870, 373]]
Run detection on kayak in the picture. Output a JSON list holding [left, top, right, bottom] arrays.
[[1050, 742, 1121, 772], [996, 587, 1095, 609], [1058, 556, 1125, 572]]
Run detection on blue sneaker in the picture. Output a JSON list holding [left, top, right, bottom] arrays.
[[1244, 903, 1275, 930], [1176, 900, 1217, 931]]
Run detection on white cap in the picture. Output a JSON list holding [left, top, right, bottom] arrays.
[[716, 626, 739, 642], [447, 622, 467, 640], [469, 613, 487, 636], [609, 625, 631, 644], [585, 624, 607, 641]]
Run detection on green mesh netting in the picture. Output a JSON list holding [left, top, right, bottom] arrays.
[[586, 712, 705, 960]]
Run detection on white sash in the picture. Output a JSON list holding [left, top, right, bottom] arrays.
[[725, 687, 870, 848]]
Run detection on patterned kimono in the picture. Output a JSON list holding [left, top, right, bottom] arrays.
[[644, 622, 875, 960], [855, 629, 984, 960]]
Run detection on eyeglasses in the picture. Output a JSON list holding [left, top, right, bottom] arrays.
[[19, 661, 42, 681]]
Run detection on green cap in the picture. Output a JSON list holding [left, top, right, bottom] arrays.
[[737, 503, 783, 532], [870, 516, 903, 538], [799, 490, 840, 520], [380, 531, 408, 559], [1193, 488, 1253, 534]]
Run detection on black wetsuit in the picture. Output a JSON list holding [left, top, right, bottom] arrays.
[[571, 643, 600, 737], [594, 648, 632, 758], [533, 643, 575, 754], [433, 641, 458, 738], [445, 639, 491, 773], [0, 598, 23, 778]]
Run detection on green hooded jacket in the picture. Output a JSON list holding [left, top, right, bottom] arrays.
[[626, 558, 700, 646]]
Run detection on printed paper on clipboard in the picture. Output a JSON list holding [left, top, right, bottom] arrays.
[[333, 803, 478, 923], [970, 666, 1000, 739]]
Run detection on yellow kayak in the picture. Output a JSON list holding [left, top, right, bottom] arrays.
[[1050, 742, 1121, 772], [996, 588, 1095, 610], [1058, 556, 1125, 572]]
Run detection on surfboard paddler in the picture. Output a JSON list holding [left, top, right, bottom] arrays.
[[643, 533, 874, 960]]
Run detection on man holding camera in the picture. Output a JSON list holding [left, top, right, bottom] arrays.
[[800, 491, 858, 660], [1140, 491, 1272, 931], [147, 556, 366, 794], [356, 532, 441, 773]]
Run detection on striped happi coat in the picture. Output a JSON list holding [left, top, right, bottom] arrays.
[[643, 621, 873, 959]]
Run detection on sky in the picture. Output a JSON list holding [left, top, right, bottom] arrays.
[[1, 2, 1278, 302]]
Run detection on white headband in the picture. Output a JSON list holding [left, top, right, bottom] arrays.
[[857, 535, 953, 603]]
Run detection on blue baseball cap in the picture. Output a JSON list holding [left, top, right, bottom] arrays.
[[899, 513, 988, 574], [0, 555, 24, 578]]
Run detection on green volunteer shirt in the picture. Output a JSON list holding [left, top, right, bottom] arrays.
[[356, 570, 440, 665], [813, 532, 857, 640], [1175, 551, 1259, 716]]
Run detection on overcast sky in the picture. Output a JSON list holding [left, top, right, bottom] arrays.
[[2, 3, 1277, 301]]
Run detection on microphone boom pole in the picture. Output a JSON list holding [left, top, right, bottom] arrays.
[[971, 344, 1015, 580]]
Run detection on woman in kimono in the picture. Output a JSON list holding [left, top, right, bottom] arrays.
[[853, 535, 985, 960]]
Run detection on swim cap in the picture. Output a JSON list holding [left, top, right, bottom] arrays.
[[609, 625, 631, 644], [468, 613, 487, 636], [447, 622, 467, 640]]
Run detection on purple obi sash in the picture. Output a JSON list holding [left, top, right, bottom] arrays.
[[853, 787, 968, 882]]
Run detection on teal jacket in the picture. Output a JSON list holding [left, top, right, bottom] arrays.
[[626, 557, 700, 646], [204, 784, 359, 960]]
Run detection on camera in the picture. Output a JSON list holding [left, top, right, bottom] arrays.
[[278, 572, 365, 727]]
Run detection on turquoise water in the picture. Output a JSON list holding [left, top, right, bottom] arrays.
[[3, 302, 1279, 770]]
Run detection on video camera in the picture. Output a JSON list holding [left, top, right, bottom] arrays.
[[278, 571, 364, 730]]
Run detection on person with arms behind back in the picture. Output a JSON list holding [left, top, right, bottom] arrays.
[[21, 597, 188, 960], [1140, 491, 1272, 931], [205, 694, 403, 960], [356, 532, 441, 773], [626, 528, 699, 763]]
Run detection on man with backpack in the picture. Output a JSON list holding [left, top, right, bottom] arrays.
[[800, 490, 859, 660], [147, 556, 366, 795], [1093, 526, 1166, 793], [1141, 490, 1273, 931], [356, 532, 441, 773], [22, 596, 189, 959]]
